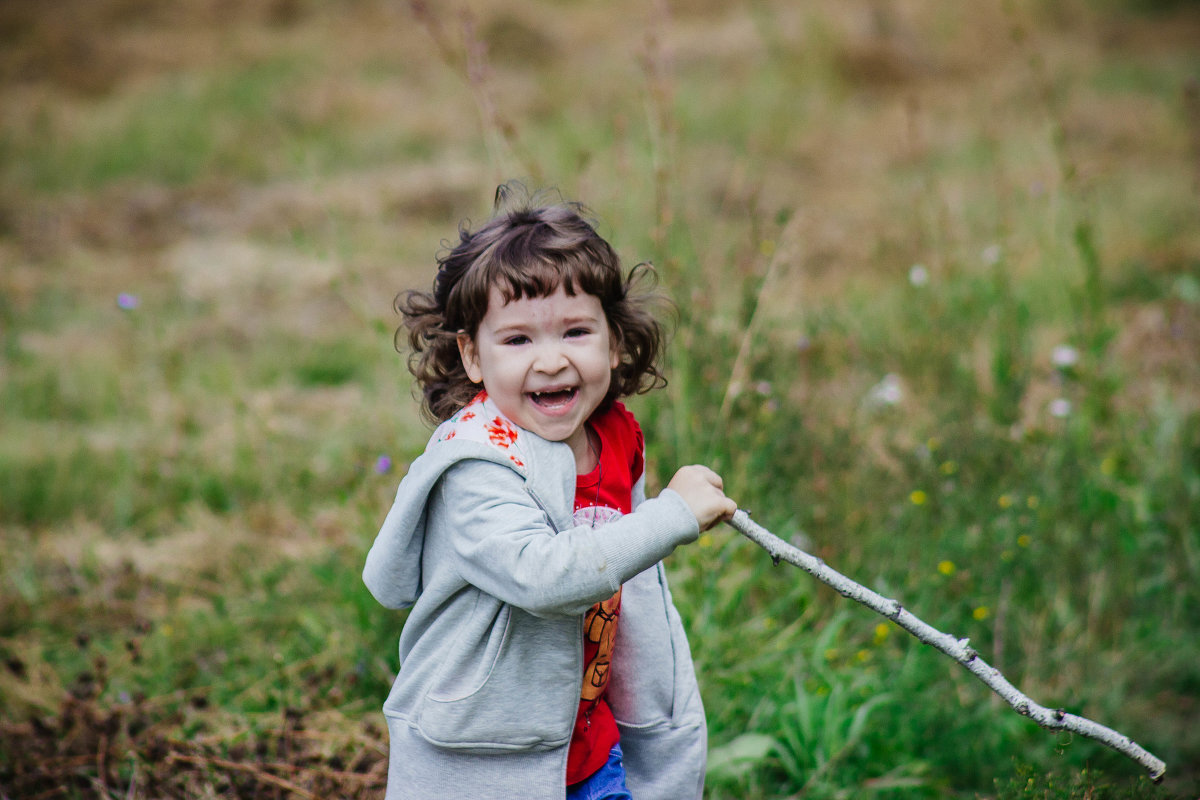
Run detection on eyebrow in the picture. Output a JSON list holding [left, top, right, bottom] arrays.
[[488, 314, 603, 336]]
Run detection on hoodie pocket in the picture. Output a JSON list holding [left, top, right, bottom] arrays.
[[424, 594, 509, 703], [416, 600, 578, 751]]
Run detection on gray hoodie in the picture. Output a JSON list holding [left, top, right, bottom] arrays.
[[363, 395, 707, 799]]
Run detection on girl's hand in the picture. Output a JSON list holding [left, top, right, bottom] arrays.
[[666, 465, 738, 531]]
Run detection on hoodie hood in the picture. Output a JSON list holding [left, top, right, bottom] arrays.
[[363, 393, 566, 609]]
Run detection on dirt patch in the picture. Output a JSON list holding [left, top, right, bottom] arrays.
[[0, 0, 324, 96], [0, 692, 388, 798], [1113, 298, 1200, 412]]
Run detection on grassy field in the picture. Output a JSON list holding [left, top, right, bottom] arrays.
[[2, 0, 1198, 797]]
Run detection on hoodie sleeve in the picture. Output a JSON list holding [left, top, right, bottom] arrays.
[[435, 458, 698, 617]]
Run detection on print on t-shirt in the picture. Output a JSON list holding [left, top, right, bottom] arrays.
[[581, 587, 621, 702], [572, 505, 623, 704]]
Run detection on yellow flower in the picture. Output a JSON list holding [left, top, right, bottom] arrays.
[[1101, 456, 1118, 476], [161, 624, 174, 638], [973, 606, 990, 621], [1017, 534, 1031, 548], [939, 460, 958, 476], [1026, 495, 1039, 509], [759, 239, 776, 257], [698, 533, 714, 548], [1001, 550, 1015, 562], [927, 437, 942, 452], [873, 623, 890, 645], [998, 494, 1013, 509], [824, 648, 839, 662], [856, 649, 871, 663], [937, 560, 956, 576], [910, 490, 928, 506]]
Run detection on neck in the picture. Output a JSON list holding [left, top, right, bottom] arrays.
[[569, 426, 599, 474]]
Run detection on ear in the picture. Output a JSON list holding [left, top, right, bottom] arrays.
[[609, 331, 621, 371], [457, 332, 483, 384]]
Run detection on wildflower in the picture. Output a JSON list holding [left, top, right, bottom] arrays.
[[927, 437, 941, 452], [824, 648, 839, 662], [973, 606, 990, 621], [1026, 495, 1039, 509], [856, 649, 871, 663], [374, 455, 392, 474], [1051, 345, 1079, 369], [909, 264, 929, 287], [998, 494, 1013, 509], [866, 373, 903, 407], [939, 460, 958, 476], [1017, 534, 1031, 548], [117, 293, 139, 310], [161, 624, 174, 637], [754, 381, 772, 396], [759, 239, 776, 257], [1101, 456, 1117, 476], [937, 560, 956, 576], [1049, 398, 1071, 418], [698, 533, 714, 548], [982, 244, 1002, 265], [873, 623, 890, 645], [910, 490, 928, 506]]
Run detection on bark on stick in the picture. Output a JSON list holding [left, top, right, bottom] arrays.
[[725, 509, 1166, 782]]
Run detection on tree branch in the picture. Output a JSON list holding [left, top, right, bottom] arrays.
[[724, 509, 1166, 782]]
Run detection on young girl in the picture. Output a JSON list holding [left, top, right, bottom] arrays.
[[363, 187, 736, 800]]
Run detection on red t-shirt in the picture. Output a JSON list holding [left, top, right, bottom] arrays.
[[565, 402, 644, 786]]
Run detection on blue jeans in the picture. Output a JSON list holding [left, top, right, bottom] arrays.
[[566, 743, 633, 800]]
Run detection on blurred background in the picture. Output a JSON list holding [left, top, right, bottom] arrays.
[[1, 0, 1197, 797]]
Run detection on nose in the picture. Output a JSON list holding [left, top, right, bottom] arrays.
[[532, 340, 568, 374]]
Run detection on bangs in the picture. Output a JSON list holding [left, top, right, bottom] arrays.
[[447, 213, 624, 334], [490, 252, 613, 304]]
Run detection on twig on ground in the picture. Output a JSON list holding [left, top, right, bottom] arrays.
[[725, 509, 1167, 782], [165, 754, 322, 800]]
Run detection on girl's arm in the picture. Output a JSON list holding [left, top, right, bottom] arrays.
[[435, 459, 699, 617]]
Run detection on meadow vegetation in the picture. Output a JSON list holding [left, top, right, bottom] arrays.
[[1, 0, 1198, 797]]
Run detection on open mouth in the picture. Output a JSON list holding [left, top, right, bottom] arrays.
[[529, 387, 578, 409]]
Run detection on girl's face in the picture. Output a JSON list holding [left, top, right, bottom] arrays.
[[458, 283, 618, 472]]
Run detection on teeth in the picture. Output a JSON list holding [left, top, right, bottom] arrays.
[[531, 388, 575, 404]]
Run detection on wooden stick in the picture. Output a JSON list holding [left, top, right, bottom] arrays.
[[725, 509, 1166, 782]]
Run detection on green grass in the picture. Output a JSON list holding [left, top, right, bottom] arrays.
[[2, 0, 1198, 797]]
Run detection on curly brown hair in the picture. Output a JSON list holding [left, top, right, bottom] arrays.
[[396, 186, 670, 423]]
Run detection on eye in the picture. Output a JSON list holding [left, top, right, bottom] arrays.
[[564, 327, 591, 339], [503, 334, 530, 346]]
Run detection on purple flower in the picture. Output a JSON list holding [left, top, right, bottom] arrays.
[[374, 455, 392, 474], [117, 293, 139, 310]]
